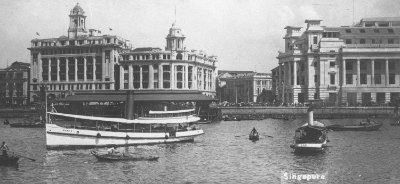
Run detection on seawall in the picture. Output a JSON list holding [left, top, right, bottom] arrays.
[[218, 106, 397, 119], [0, 109, 38, 118]]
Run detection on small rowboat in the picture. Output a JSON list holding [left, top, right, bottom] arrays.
[[391, 120, 400, 126], [249, 133, 259, 141], [0, 155, 20, 165], [91, 151, 159, 162]]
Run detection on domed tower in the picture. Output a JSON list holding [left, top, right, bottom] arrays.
[[165, 23, 186, 51], [68, 3, 87, 39]]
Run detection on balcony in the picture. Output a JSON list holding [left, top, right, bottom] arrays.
[[344, 44, 400, 48]]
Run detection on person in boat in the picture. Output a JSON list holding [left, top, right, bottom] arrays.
[[250, 127, 258, 136], [4, 119, 9, 125], [107, 146, 119, 155], [0, 141, 9, 156]]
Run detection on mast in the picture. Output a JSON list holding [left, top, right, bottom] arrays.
[[45, 85, 48, 124]]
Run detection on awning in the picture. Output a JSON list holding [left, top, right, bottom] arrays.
[[57, 92, 216, 102]]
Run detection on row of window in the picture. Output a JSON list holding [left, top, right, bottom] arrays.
[[346, 61, 396, 71], [345, 28, 394, 34], [33, 38, 117, 47], [345, 73, 396, 85], [345, 38, 398, 44], [32, 83, 108, 91]]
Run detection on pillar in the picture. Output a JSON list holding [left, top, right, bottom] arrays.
[[119, 65, 124, 89], [66, 58, 69, 81], [149, 64, 154, 88], [342, 59, 346, 85], [184, 65, 189, 89], [57, 58, 60, 82], [293, 61, 297, 86], [139, 65, 143, 89], [371, 59, 375, 85], [356, 59, 360, 86], [48, 59, 51, 81], [171, 64, 175, 89], [385, 59, 389, 86], [83, 57, 87, 81], [75, 57, 78, 82], [159, 64, 163, 89], [129, 65, 133, 89], [288, 62, 292, 86]]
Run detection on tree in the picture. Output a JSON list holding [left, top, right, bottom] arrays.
[[256, 89, 274, 103]]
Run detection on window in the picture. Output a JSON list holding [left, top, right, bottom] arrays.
[[313, 36, 318, 44], [388, 29, 394, 34], [346, 39, 352, 44], [330, 74, 335, 85], [360, 29, 365, 33], [360, 62, 367, 70], [374, 29, 379, 33], [314, 75, 318, 83], [372, 39, 376, 44], [365, 23, 374, 27], [378, 23, 389, 27], [346, 61, 353, 70], [390, 73, 396, 84], [330, 61, 335, 67], [388, 39, 394, 44], [346, 74, 353, 84], [360, 39, 366, 44], [375, 74, 381, 84], [360, 73, 367, 84], [345, 29, 351, 33]]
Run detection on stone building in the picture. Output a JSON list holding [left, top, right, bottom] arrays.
[[0, 62, 30, 106], [118, 23, 217, 98], [217, 71, 272, 103], [28, 3, 132, 101], [276, 17, 400, 105]]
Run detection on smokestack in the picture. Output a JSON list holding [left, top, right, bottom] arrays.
[[125, 90, 135, 120], [307, 106, 314, 126]]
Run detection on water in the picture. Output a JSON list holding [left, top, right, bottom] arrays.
[[1, 117, 400, 184]]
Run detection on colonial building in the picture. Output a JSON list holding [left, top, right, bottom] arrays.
[[118, 23, 217, 97], [0, 62, 30, 106], [276, 17, 400, 105], [28, 3, 132, 101], [217, 71, 272, 103]]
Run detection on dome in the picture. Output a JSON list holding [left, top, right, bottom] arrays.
[[70, 3, 85, 15]]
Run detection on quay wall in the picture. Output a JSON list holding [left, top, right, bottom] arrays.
[[0, 109, 38, 118], [218, 106, 396, 119]]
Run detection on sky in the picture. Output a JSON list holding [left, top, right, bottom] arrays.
[[0, 0, 400, 73]]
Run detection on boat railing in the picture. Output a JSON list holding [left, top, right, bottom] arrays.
[[58, 124, 194, 133]]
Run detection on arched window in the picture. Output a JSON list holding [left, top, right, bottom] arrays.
[[177, 53, 183, 60]]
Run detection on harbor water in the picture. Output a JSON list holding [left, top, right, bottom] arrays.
[[1, 117, 400, 183]]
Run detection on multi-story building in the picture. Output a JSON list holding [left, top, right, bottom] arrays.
[[217, 71, 272, 103], [28, 3, 132, 101], [118, 23, 217, 97], [0, 62, 30, 106], [276, 17, 400, 105]]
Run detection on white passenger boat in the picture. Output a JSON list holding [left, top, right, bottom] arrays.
[[46, 108, 204, 149]]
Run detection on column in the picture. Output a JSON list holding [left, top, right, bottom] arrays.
[[93, 57, 96, 80], [139, 65, 143, 89], [342, 59, 346, 85], [171, 64, 175, 89], [184, 65, 189, 89], [356, 59, 360, 86], [159, 64, 163, 89], [57, 58, 60, 82], [48, 59, 51, 81], [74, 57, 78, 82], [278, 63, 282, 87], [371, 59, 375, 85], [385, 59, 389, 86], [149, 64, 154, 89], [110, 51, 115, 89], [288, 62, 292, 86], [119, 65, 124, 89], [66, 58, 69, 81], [83, 57, 87, 81], [293, 61, 297, 86], [128, 65, 133, 89]]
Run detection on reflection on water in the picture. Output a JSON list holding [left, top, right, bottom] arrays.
[[1, 117, 400, 183]]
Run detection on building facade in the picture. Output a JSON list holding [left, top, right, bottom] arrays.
[[217, 71, 272, 103], [118, 23, 217, 97], [28, 3, 132, 101], [0, 62, 30, 106], [276, 17, 400, 105]]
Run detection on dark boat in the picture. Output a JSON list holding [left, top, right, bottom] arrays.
[[390, 120, 400, 126], [326, 120, 382, 131], [9, 119, 44, 128], [91, 151, 159, 162], [0, 155, 20, 166], [249, 132, 259, 141], [3, 119, 9, 125], [290, 106, 329, 154]]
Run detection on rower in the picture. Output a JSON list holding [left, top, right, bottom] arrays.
[[250, 127, 258, 135], [107, 146, 119, 155], [0, 141, 9, 156]]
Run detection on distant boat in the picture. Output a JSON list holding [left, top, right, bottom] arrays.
[[91, 151, 159, 162], [0, 155, 20, 166], [327, 120, 382, 131], [10, 119, 44, 128], [390, 119, 400, 126]]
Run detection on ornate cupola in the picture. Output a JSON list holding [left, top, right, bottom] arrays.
[[68, 3, 87, 39], [165, 23, 186, 51]]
